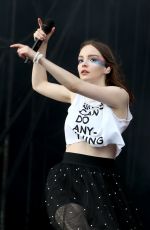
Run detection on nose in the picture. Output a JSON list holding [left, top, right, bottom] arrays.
[[82, 60, 88, 66]]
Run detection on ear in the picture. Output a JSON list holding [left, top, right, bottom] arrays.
[[105, 66, 111, 75]]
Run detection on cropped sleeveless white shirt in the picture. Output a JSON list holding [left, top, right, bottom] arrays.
[[64, 94, 133, 157]]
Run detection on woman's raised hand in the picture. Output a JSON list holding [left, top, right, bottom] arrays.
[[33, 17, 55, 43]]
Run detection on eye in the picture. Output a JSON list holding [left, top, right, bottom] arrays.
[[90, 58, 105, 66], [90, 58, 98, 63], [78, 59, 83, 64]]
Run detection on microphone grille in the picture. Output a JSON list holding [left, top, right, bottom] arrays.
[[42, 19, 55, 34]]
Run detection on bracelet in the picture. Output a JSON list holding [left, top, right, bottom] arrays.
[[33, 51, 40, 63], [33, 52, 43, 64]]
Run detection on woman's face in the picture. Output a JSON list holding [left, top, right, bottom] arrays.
[[78, 44, 107, 83]]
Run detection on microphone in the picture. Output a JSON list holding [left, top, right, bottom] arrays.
[[24, 18, 55, 63]]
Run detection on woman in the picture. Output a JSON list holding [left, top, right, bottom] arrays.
[[10, 18, 143, 229]]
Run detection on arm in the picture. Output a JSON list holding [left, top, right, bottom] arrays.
[[10, 18, 128, 109], [32, 18, 73, 103], [32, 42, 72, 103], [10, 43, 128, 108], [12, 18, 72, 104], [32, 18, 128, 108], [38, 56, 129, 109]]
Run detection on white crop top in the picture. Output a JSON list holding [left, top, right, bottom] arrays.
[[64, 94, 133, 157]]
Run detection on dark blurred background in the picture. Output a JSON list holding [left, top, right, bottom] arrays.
[[0, 0, 150, 229]]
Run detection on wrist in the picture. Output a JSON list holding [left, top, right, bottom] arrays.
[[33, 51, 44, 64], [38, 44, 47, 56]]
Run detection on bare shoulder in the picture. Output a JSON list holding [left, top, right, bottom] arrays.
[[109, 86, 130, 118], [96, 85, 129, 108], [108, 86, 129, 101], [73, 81, 129, 109]]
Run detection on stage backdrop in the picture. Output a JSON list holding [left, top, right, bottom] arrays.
[[0, 0, 150, 229]]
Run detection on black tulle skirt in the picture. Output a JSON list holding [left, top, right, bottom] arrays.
[[45, 152, 143, 230]]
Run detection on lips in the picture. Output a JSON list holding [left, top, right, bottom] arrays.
[[81, 69, 90, 75]]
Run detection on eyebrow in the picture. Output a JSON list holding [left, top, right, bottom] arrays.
[[78, 54, 101, 58], [78, 55, 105, 64]]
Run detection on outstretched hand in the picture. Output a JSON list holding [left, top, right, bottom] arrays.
[[10, 43, 36, 60]]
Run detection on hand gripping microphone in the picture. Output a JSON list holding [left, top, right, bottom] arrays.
[[24, 18, 55, 63]]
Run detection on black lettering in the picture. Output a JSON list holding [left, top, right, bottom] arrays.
[[87, 127, 94, 135], [76, 115, 82, 123], [97, 137, 103, 144], [88, 137, 96, 145], [92, 109, 99, 116], [82, 135, 88, 142], [82, 136, 103, 145], [76, 115, 89, 124], [99, 103, 103, 110], [80, 126, 87, 134], [73, 125, 79, 132], [77, 133, 80, 139], [83, 103, 91, 110], [79, 109, 88, 115], [82, 116, 89, 124]]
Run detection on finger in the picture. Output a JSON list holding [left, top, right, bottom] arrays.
[[10, 43, 24, 48], [34, 30, 46, 41], [48, 27, 56, 37], [51, 27, 56, 34], [38, 17, 43, 29], [37, 28, 46, 37], [18, 52, 26, 59]]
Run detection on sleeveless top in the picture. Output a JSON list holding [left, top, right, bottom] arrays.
[[64, 94, 133, 157]]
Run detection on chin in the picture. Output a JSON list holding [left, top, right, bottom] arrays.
[[82, 78, 90, 82], [80, 75, 91, 81]]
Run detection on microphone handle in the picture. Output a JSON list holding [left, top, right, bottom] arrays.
[[24, 39, 42, 64], [24, 57, 30, 64]]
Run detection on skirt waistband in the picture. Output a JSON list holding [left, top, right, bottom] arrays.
[[62, 152, 115, 168]]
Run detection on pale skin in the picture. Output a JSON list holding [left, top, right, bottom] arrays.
[[10, 18, 129, 158]]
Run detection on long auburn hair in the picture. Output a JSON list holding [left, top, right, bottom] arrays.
[[79, 40, 134, 104]]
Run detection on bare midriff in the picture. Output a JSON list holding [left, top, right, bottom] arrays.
[[66, 142, 117, 159]]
